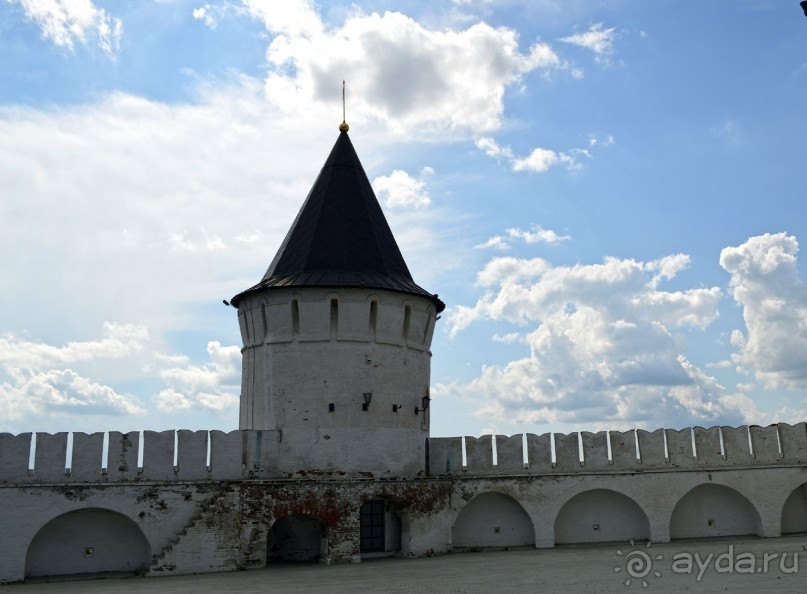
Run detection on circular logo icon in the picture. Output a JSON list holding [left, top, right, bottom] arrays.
[[615, 540, 663, 587]]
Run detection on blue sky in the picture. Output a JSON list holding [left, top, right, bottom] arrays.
[[1, 0, 806, 438]]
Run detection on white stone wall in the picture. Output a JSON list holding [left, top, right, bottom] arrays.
[[237, 287, 436, 476], [2, 423, 807, 583]]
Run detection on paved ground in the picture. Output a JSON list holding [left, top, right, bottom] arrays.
[[8, 535, 807, 593]]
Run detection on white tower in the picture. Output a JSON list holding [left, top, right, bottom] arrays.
[[230, 126, 444, 476]]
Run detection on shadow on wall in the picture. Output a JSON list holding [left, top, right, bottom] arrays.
[[782, 483, 807, 535], [453, 492, 535, 550], [670, 484, 763, 539], [554, 489, 650, 545], [267, 515, 327, 565], [26, 508, 151, 578]]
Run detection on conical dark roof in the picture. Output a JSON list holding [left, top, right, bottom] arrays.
[[231, 131, 444, 312]]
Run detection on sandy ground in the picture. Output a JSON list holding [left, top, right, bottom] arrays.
[[8, 535, 807, 593]]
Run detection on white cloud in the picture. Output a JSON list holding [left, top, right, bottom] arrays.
[[193, 1, 249, 29], [245, 2, 562, 135], [0, 368, 145, 420], [474, 235, 510, 251], [512, 147, 563, 172], [475, 137, 514, 160], [243, 0, 323, 38], [443, 253, 735, 428], [0, 322, 148, 369], [372, 169, 432, 209], [154, 341, 240, 413], [506, 224, 571, 245], [560, 22, 618, 63], [12, 0, 122, 53], [475, 136, 607, 173], [720, 233, 807, 390], [474, 224, 571, 252], [192, 6, 217, 28], [492, 332, 520, 344]]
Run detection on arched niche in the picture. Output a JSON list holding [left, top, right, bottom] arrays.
[[670, 483, 762, 539], [781, 483, 807, 535], [453, 492, 534, 550], [26, 508, 151, 578], [554, 489, 650, 545], [267, 514, 326, 564]]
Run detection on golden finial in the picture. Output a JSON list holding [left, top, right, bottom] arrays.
[[339, 80, 349, 133]]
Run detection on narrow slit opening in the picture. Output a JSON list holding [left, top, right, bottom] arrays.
[[291, 299, 300, 336], [330, 299, 339, 338], [369, 300, 378, 341], [402, 305, 411, 344]]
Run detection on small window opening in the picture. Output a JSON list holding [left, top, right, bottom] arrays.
[[402, 305, 411, 344], [291, 299, 300, 336], [330, 299, 339, 338], [260, 303, 268, 342], [369, 300, 378, 341]]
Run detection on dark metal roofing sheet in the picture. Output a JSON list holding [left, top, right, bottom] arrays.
[[231, 132, 444, 312]]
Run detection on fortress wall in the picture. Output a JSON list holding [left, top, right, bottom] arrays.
[[637, 429, 666, 467], [3, 466, 807, 583], [297, 297, 331, 342], [464, 435, 493, 473], [69, 432, 104, 482], [176, 430, 210, 481], [3, 423, 807, 484], [694, 426, 723, 465], [779, 422, 807, 464], [581, 431, 609, 469], [553, 432, 580, 470], [666, 428, 696, 468], [525, 433, 552, 473], [428, 437, 462, 475], [267, 300, 293, 343], [494, 434, 525, 474], [0, 434, 31, 483], [142, 430, 176, 481], [209, 430, 244, 480], [750, 425, 782, 463], [610, 430, 639, 469], [376, 302, 405, 347], [107, 431, 140, 481], [33, 433, 68, 482], [244, 430, 280, 477], [721, 425, 754, 466], [339, 299, 371, 342], [274, 428, 426, 477]]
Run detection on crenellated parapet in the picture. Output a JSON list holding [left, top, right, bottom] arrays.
[[237, 287, 436, 352], [3, 422, 805, 484], [427, 422, 807, 476]]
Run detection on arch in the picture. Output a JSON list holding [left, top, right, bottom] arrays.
[[554, 489, 650, 545], [670, 483, 762, 539], [781, 483, 807, 535], [453, 491, 534, 550], [267, 514, 326, 564], [25, 508, 151, 578], [360, 496, 405, 557]]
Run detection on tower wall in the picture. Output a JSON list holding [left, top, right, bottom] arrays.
[[237, 287, 437, 476]]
